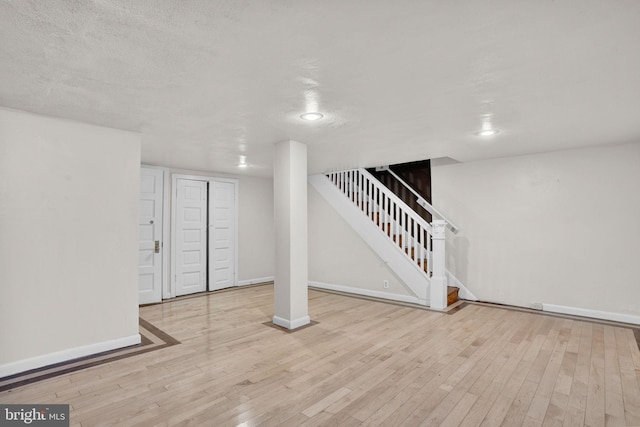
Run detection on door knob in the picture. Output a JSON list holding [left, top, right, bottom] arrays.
[[149, 220, 154, 224], [154, 240, 160, 253]]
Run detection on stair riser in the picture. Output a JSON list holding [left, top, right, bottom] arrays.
[[447, 287, 459, 305]]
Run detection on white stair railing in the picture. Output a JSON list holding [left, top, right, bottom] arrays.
[[326, 168, 450, 308], [326, 169, 449, 310], [376, 166, 459, 234]]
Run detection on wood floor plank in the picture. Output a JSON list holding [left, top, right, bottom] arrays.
[[1, 285, 638, 427], [603, 325, 626, 423], [382, 318, 501, 423], [463, 314, 544, 426], [526, 327, 570, 424], [564, 321, 592, 426], [499, 317, 562, 426], [439, 392, 479, 427], [542, 346, 577, 426], [614, 327, 640, 426], [416, 312, 527, 426], [585, 324, 606, 427]]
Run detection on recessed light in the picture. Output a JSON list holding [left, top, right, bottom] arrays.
[[238, 155, 248, 168], [300, 112, 324, 121], [475, 118, 499, 137], [476, 128, 499, 137]]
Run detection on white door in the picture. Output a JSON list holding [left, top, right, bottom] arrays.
[[209, 180, 237, 291], [138, 167, 163, 304], [175, 178, 207, 296]]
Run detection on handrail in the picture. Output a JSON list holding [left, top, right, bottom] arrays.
[[358, 168, 432, 233], [324, 167, 450, 309], [378, 166, 459, 234], [326, 168, 432, 276]]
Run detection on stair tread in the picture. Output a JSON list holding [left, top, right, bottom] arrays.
[[340, 176, 458, 306]]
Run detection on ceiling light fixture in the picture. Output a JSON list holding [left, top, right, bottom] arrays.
[[475, 119, 499, 137], [300, 112, 324, 121], [238, 155, 248, 168], [476, 128, 499, 137]]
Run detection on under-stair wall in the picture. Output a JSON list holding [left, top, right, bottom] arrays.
[[309, 172, 432, 304], [308, 185, 420, 303], [310, 168, 474, 308], [310, 168, 477, 309]]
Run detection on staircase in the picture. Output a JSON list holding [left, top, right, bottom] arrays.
[[309, 168, 459, 309], [368, 159, 433, 223]]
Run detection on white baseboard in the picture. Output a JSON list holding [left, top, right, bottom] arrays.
[[309, 281, 421, 305], [543, 304, 640, 325], [273, 315, 311, 330], [0, 334, 141, 378], [309, 175, 428, 302], [237, 276, 275, 286]]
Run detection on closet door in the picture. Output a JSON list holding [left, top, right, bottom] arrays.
[[175, 179, 207, 296], [209, 180, 236, 291]]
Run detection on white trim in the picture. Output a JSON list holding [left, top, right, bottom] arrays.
[[141, 165, 171, 300], [161, 168, 170, 300], [357, 168, 432, 233], [309, 174, 429, 303], [238, 276, 275, 286], [0, 334, 141, 378], [272, 315, 311, 330], [542, 304, 640, 325], [234, 179, 239, 288], [381, 166, 459, 234], [445, 270, 478, 301], [170, 175, 177, 299], [139, 165, 168, 304], [171, 173, 239, 184], [170, 173, 240, 299], [309, 281, 421, 304]]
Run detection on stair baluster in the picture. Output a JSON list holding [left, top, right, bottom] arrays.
[[323, 168, 455, 308]]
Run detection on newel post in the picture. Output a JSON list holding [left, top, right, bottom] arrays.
[[430, 220, 447, 310]]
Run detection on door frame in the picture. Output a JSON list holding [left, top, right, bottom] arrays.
[[170, 173, 239, 298], [139, 165, 170, 302]]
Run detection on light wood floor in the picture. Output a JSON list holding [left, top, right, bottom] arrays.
[[2, 285, 640, 426]]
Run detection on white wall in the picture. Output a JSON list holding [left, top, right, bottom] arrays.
[[432, 142, 640, 317], [0, 108, 141, 374], [237, 175, 275, 282], [161, 167, 274, 292], [308, 184, 413, 299]]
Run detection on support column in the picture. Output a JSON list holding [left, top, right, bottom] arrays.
[[273, 140, 310, 330], [430, 220, 448, 310]]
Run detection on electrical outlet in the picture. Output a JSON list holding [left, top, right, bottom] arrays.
[[531, 302, 543, 310], [383, 280, 389, 289]]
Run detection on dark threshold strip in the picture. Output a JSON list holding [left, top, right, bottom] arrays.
[[0, 318, 180, 393]]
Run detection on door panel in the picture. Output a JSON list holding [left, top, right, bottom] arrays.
[[209, 180, 236, 291], [138, 167, 163, 304], [175, 179, 207, 296]]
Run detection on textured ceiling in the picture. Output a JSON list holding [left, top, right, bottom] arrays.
[[1, 0, 639, 176]]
